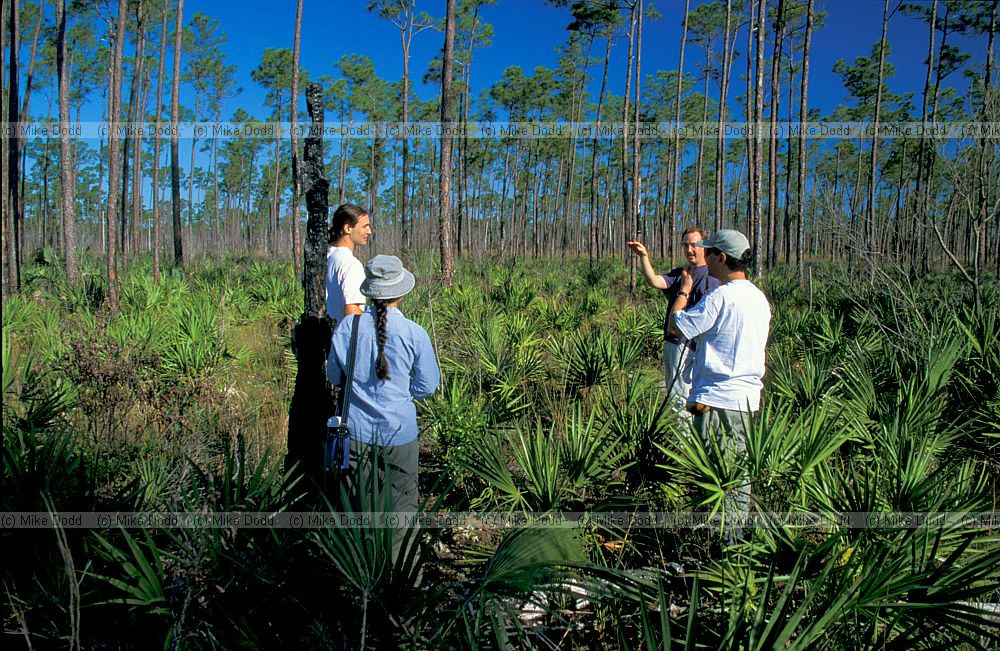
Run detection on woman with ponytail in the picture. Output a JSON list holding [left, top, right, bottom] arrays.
[[327, 255, 440, 534]]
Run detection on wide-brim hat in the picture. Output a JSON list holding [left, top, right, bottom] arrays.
[[360, 254, 416, 300], [695, 229, 751, 259]]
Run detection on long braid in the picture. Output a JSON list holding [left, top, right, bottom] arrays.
[[374, 299, 391, 380]]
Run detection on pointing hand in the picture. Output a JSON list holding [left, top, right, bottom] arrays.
[[626, 240, 649, 258]]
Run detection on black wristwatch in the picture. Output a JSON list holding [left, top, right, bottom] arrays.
[[677, 291, 689, 298]]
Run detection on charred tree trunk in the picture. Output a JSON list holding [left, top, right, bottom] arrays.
[[291, 0, 303, 281], [287, 82, 332, 489], [170, 0, 185, 266]]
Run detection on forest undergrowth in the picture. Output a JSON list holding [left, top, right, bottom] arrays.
[[3, 250, 999, 649]]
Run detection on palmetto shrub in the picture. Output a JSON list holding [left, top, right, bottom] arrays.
[[419, 373, 489, 470], [88, 436, 305, 649], [3, 254, 998, 649]]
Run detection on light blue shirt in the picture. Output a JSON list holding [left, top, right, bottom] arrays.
[[327, 306, 440, 446], [673, 279, 771, 411]]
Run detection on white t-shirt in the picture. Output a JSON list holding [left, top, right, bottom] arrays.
[[325, 246, 366, 324], [673, 279, 771, 412]]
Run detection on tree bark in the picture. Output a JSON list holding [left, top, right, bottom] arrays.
[[745, 0, 756, 239], [630, 0, 643, 276], [6, 0, 21, 295], [106, 1, 128, 312], [152, 4, 167, 282], [57, 0, 77, 285], [752, 0, 767, 267], [797, 0, 814, 286], [131, 18, 149, 263], [291, 0, 303, 281], [438, 0, 456, 285], [622, 2, 637, 294], [715, 0, 734, 232], [670, 0, 690, 263], [15, 1, 42, 259], [589, 25, 613, 265], [869, 0, 889, 251], [979, 1, 996, 281], [171, 0, 185, 266], [287, 82, 332, 489], [767, 0, 784, 269], [122, 2, 146, 261], [1, 0, 8, 299]]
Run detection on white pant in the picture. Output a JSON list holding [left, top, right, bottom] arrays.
[[663, 340, 694, 409]]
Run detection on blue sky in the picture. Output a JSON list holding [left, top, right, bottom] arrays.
[[177, 0, 991, 123]]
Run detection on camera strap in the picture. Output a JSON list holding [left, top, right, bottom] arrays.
[[338, 314, 361, 426]]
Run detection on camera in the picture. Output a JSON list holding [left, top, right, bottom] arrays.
[[325, 416, 351, 472]]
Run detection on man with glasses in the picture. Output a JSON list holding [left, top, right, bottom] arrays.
[[667, 229, 771, 542], [627, 229, 719, 411]]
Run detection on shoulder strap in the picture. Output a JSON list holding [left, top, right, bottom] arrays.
[[338, 314, 362, 424]]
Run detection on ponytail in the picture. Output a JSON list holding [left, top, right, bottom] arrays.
[[373, 299, 391, 380]]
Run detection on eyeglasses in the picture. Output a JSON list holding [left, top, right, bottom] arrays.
[[706, 248, 723, 257]]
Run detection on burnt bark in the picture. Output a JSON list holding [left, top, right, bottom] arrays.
[[287, 82, 332, 488], [170, 0, 184, 266], [290, 0, 303, 281]]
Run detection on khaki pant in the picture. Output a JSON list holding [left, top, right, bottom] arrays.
[[663, 340, 694, 411], [693, 407, 752, 543]]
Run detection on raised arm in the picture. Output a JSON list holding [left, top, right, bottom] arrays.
[[626, 240, 668, 290]]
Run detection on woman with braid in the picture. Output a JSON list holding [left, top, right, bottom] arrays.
[[327, 255, 440, 547]]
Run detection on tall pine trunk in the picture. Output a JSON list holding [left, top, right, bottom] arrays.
[[438, 0, 456, 285], [670, 0, 690, 262], [106, 1, 128, 312], [5, 0, 21, 294], [589, 26, 613, 265], [752, 0, 767, 267], [622, 2, 637, 294], [715, 0, 734, 231], [152, 5, 167, 282], [795, 0, 815, 287], [868, 0, 889, 251], [767, 0, 784, 269], [57, 0, 77, 285], [745, 0, 756, 240]]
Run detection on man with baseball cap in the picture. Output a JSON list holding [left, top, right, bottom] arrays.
[[667, 229, 771, 542]]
